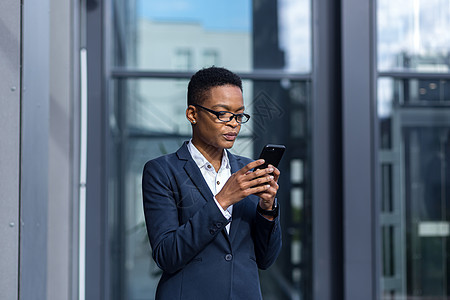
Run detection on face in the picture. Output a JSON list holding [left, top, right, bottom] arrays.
[[187, 84, 245, 154]]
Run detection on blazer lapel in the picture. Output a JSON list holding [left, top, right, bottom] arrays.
[[228, 151, 246, 243], [177, 144, 249, 244], [177, 142, 214, 203]]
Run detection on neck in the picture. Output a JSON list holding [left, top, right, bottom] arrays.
[[191, 138, 223, 172]]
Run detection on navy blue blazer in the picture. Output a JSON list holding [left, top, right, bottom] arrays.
[[142, 141, 282, 300]]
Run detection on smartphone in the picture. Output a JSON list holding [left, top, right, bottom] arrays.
[[255, 144, 286, 171]]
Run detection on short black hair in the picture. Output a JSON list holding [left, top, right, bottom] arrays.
[[187, 66, 243, 106]]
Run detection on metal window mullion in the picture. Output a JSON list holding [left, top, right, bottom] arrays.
[[342, 0, 379, 299], [110, 69, 311, 81], [378, 72, 450, 80]]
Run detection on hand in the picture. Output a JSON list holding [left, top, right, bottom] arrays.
[[215, 160, 275, 210], [256, 164, 280, 210]]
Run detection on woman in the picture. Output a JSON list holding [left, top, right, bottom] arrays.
[[142, 66, 282, 300]]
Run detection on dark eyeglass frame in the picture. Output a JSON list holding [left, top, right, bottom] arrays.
[[193, 104, 251, 124]]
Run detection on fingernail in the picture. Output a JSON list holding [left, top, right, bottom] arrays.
[[270, 176, 274, 180], [268, 168, 274, 172], [266, 185, 270, 189]]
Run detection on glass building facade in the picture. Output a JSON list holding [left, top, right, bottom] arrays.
[[104, 0, 450, 299], [377, 0, 450, 298], [2, 0, 450, 299]]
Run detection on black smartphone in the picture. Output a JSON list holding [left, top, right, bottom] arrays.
[[255, 144, 286, 171]]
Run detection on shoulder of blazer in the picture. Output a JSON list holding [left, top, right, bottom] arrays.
[[143, 143, 188, 174], [144, 141, 190, 166]]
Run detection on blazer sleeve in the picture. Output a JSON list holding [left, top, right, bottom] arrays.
[[252, 207, 282, 270], [142, 159, 229, 274]]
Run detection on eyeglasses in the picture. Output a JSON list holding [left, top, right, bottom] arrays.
[[193, 104, 251, 124]]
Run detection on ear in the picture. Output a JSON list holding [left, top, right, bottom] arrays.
[[186, 105, 197, 125]]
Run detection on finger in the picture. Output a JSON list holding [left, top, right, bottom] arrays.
[[247, 183, 271, 195], [268, 165, 280, 181], [247, 166, 275, 179], [249, 169, 278, 193], [255, 181, 278, 198], [266, 179, 278, 190], [258, 184, 277, 197], [268, 165, 279, 174], [238, 159, 265, 175], [244, 174, 273, 189]]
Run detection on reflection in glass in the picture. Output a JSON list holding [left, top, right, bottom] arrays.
[[112, 0, 311, 73], [121, 79, 255, 137], [378, 77, 450, 299], [377, 0, 450, 292], [377, 0, 450, 72], [109, 78, 311, 300]]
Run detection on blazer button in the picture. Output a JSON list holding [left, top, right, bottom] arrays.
[[209, 229, 215, 235], [216, 222, 222, 228], [225, 254, 233, 261]]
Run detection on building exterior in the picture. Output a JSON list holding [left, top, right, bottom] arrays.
[[1, 0, 450, 299]]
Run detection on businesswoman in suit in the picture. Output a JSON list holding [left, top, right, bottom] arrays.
[[142, 67, 282, 300]]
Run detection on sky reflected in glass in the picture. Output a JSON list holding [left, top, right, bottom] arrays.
[[378, 0, 450, 72], [138, 0, 251, 32]]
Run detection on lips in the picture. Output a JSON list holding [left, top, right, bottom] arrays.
[[223, 132, 237, 141]]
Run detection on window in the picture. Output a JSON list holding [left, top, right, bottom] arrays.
[[174, 49, 192, 70], [203, 49, 219, 67], [377, 1, 450, 298], [109, 0, 312, 299]]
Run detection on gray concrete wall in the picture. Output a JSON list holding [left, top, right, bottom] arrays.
[[0, 0, 21, 298], [1, 0, 79, 298]]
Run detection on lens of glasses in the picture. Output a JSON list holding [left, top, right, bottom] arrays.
[[217, 112, 249, 123], [235, 114, 250, 123]]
